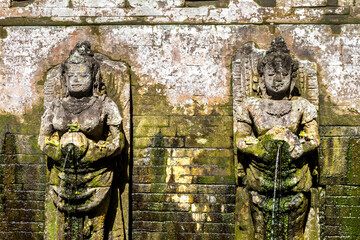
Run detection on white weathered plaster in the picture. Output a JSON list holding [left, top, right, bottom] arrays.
[[100, 25, 232, 114], [0, 27, 80, 115], [1, 25, 360, 116], [72, 0, 126, 8], [281, 25, 360, 113], [128, 0, 184, 8]]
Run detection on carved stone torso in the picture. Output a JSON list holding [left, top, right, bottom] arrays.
[[53, 96, 104, 138], [237, 97, 317, 193], [43, 95, 123, 212], [238, 97, 317, 137], [47, 95, 122, 141]]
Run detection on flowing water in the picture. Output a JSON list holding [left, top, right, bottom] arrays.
[[54, 148, 71, 239], [271, 143, 282, 240]]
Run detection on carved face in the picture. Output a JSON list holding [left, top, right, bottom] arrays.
[[66, 64, 93, 97], [263, 63, 291, 99]]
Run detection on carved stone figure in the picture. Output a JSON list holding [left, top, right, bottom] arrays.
[[234, 37, 320, 240], [39, 41, 130, 239]]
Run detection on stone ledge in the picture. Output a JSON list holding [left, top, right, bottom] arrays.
[[0, 2, 359, 25]]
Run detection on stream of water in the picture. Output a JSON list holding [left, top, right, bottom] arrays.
[[271, 143, 282, 240], [54, 148, 71, 239]]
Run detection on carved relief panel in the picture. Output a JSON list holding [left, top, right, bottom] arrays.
[[39, 41, 130, 239], [233, 37, 321, 240]]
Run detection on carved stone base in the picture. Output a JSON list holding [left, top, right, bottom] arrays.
[[235, 187, 322, 240], [44, 184, 128, 240]]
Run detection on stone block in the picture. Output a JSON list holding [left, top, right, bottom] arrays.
[[0, 0, 10, 8], [185, 0, 229, 7], [318, 137, 348, 183], [4, 200, 44, 210], [133, 137, 152, 148], [132, 221, 166, 232], [277, 0, 327, 7], [71, 0, 126, 8], [192, 175, 235, 184], [0, 232, 43, 240], [14, 164, 46, 184], [13, 135, 42, 155], [185, 135, 232, 148], [133, 157, 151, 166], [15, 154, 45, 165], [320, 126, 360, 137], [133, 95, 172, 116], [171, 148, 193, 158], [128, 0, 185, 8], [133, 116, 169, 127], [34, 0, 70, 8], [133, 173, 167, 183], [166, 156, 191, 166], [147, 136, 185, 148], [203, 222, 235, 233], [133, 201, 191, 212], [133, 149, 149, 158], [5, 209, 44, 222], [256, 0, 276, 7]]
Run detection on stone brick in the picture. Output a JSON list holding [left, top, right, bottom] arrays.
[[133, 137, 152, 149], [133, 116, 169, 127], [185, 136, 232, 148], [133, 126, 176, 137], [0, 232, 43, 240], [4, 209, 44, 222]]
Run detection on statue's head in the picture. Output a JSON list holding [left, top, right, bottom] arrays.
[[61, 41, 104, 98], [257, 36, 299, 100]]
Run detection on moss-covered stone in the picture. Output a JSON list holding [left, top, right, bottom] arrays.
[[0, 27, 7, 39], [346, 137, 360, 185]]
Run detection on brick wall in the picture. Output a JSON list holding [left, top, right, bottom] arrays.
[[0, 0, 360, 239], [131, 82, 235, 239], [0, 112, 45, 239], [319, 128, 360, 239]]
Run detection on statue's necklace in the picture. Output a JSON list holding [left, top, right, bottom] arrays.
[[264, 100, 292, 118], [62, 96, 97, 114]]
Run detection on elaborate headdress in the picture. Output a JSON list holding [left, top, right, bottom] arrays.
[[257, 36, 299, 99]]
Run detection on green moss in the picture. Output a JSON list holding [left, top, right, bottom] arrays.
[[318, 95, 360, 126], [346, 138, 360, 185], [0, 27, 7, 39], [254, 0, 276, 7], [149, 132, 168, 200], [327, 0, 338, 6], [185, 0, 230, 8], [319, 15, 360, 25], [68, 0, 73, 8], [330, 25, 342, 34], [10, 0, 35, 7]]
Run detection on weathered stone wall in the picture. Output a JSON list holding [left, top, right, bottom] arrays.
[[0, 0, 360, 239]]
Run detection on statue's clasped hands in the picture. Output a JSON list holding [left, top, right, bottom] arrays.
[[265, 127, 304, 159]]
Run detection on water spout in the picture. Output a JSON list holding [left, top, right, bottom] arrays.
[[271, 142, 282, 240], [54, 148, 71, 239]]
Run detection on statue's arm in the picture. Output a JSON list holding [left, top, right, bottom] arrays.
[[38, 106, 61, 161], [83, 125, 124, 162], [291, 101, 320, 159], [236, 121, 266, 159], [301, 119, 320, 153], [83, 98, 124, 162]]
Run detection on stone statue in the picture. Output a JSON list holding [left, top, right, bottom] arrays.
[[39, 41, 130, 239], [234, 37, 320, 239]]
